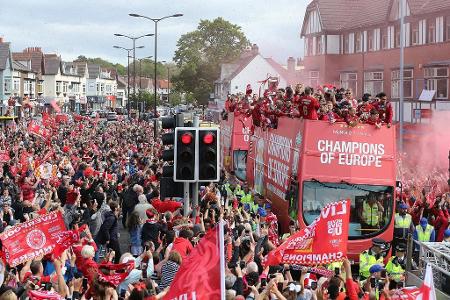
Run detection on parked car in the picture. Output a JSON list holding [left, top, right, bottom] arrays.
[[106, 112, 118, 121]]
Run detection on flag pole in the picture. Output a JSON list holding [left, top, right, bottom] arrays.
[[219, 219, 226, 300]]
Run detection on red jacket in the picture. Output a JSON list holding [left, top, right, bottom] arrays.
[[171, 237, 194, 260], [151, 199, 182, 213]]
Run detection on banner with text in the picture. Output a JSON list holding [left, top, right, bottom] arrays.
[[265, 200, 350, 266], [0, 211, 66, 266], [28, 121, 51, 140]]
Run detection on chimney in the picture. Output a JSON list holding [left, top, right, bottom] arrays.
[[287, 57, 295, 72]]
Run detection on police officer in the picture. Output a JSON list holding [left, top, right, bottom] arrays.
[[359, 238, 386, 280], [240, 186, 253, 205], [360, 193, 384, 230], [393, 203, 414, 250], [385, 244, 406, 283], [413, 217, 435, 249]]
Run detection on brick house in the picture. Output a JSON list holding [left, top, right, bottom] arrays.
[[300, 0, 450, 122]]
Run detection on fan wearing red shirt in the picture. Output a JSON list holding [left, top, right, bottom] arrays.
[[372, 92, 393, 127], [365, 109, 382, 128], [298, 87, 320, 120]]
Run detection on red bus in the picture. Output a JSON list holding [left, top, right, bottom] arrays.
[[220, 113, 252, 181], [245, 117, 397, 259]]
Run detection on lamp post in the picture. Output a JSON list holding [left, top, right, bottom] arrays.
[[113, 45, 144, 118], [137, 56, 153, 114], [161, 60, 170, 105], [114, 33, 153, 118], [129, 13, 183, 139]]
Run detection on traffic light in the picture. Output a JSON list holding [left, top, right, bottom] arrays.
[[197, 128, 220, 182], [174, 128, 197, 182], [160, 114, 185, 199]]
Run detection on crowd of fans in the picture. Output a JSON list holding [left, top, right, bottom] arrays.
[[223, 84, 393, 131], [0, 89, 447, 300]]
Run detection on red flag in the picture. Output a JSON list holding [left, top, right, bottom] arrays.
[[28, 121, 51, 140], [97, 261, 135, 287], [164, 225, 222, 300], [265, 200, 350, 266], [52, 225, 87, 258], [50, 100, 61, 113], [0, 211, 66, 266]]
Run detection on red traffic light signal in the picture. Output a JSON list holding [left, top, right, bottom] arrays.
[[202, 133, 215, 144], [181, 133, 193, 145]]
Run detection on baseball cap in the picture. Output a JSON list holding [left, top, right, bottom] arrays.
[[420, 218, 428, 226], [369, 264, 384, 274], [444, 229, 450, 238]]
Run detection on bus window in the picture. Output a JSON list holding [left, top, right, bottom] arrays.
[[233, 150, 247, 181], [302, 181, 393, 240]]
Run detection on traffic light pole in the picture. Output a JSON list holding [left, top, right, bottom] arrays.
[[192, 115, 200, 219], [183, 182, 190, 217]]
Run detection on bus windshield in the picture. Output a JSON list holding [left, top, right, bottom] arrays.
[[302, 180, 394, 240]]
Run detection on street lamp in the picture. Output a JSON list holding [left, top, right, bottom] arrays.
[[129, 13, 183, 139], [113, 45, 144, 118], [137, 56, 153, 114], [114, 33, 154, 117]]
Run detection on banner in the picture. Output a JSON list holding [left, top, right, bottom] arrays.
[[0, 150, 10, 163], [28, 121, 51, 140], [0, 211, 66, 266], [164, 225, 221, 300], [265, 200, 350, 266], [97, 261, 135, 287]]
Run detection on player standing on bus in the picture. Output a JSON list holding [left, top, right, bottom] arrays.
[[298, 87, 320, 120]]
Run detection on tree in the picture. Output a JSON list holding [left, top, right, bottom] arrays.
[[172, 17, 250, 104], [74, 56, 126, 75]]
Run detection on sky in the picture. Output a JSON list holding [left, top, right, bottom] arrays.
[[0, 0, 308, 66]]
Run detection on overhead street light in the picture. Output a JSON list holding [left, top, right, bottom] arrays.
[[129, 12, 183, 139]]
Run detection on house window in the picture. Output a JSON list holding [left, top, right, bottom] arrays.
[[391, 69, 413, 98], [105, 84, 111, 92], [96, 83, 100, 93], [368, 30, 374, 51], [446, 16, 450, 41], [340, 73, 358, 95], [344, 35, 350, 54], [62, 82, 68, 93], [72, 83, 80, 93], [23, 80, 30, 94], [411, 23, 419, 45], [427, 19, 436, 43], [13, 78, 20, 93], [355, 32, 362, 52], [37, 81, 43, 94], [82, 84, 86, 94], [364, 71, 384, 96], [56, 81, 62, 93], [424, 67, 448, 99], [4, 78, 11, 93], [309, 71, 319, 87], [100, 83, 105, 93], [395, 25, 401, 48], [316, 37, 323, 55], [381, 28, 388, 49]]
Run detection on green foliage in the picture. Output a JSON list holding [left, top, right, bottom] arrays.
[[172, 17, 250, 105], [75, 55, 126, 75]]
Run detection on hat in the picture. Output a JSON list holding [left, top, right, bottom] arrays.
[[399, 203, 408, 209], [369, 264, 384, 274], [444, 229, 450, 238], [420, 218, 428, 226], [395, 243, 406, 252], [265, 203, 272, 210], [372, 238, 386, 248], [257, 207, 267, 217]]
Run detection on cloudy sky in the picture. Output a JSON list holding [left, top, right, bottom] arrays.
[[0, 0, 307, 66]]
